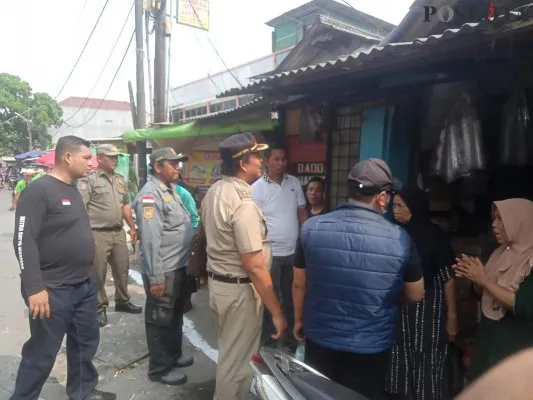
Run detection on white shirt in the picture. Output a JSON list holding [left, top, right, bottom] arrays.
[[252, 174, 306, 256]]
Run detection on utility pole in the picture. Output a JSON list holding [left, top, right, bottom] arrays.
[[145, 13, 154, 121], [135, 0, 147, 186], [153, 0, 166, 123]]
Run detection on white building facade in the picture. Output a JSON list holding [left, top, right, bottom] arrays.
[[51, 97, 134, 143]]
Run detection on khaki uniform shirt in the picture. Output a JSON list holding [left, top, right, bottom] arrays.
[[201, 175, 272, 278], [78, 169, 129, 230]]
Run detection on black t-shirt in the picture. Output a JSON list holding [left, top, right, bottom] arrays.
[[305, 204, 328, 219], [294, 238, 423, 283], [13, 175, 95, 296]]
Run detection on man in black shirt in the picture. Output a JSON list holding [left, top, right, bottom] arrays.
[[11, 136, 116, 400]]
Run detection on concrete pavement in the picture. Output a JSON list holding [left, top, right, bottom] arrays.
[[0, 189, 218, 400]]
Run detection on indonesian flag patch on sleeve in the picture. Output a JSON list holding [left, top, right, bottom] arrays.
[[142, 195, 155, 206], [61, 198, 71, 206]]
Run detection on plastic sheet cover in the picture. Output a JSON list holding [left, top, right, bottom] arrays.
[[429, 86, 486, 183], [499, 90, 533, 166]]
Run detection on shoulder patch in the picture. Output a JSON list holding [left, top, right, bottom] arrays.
[[143, 206, 155, 219], [234, 184, 251, 200], [77, 180, 88, 190]]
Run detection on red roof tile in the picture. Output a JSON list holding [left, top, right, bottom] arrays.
[[59, 97, 131, 112]]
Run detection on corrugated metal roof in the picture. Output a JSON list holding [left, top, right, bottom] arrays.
[[59, 97, 131, 112], [183, 96, 268, 122], [219, 11, 533, 98]]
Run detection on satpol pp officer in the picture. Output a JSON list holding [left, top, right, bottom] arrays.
[[78, 144, 141, 327], [133, 147, 194, 386], [201, 133, 287, 400]]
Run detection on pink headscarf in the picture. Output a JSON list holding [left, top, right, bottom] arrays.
[[482, 199, 533, 320]]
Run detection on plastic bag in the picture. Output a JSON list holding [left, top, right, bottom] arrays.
[[429, 85, 486, 183], [499, 90, 533, 166]]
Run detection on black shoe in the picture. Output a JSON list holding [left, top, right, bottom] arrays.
[[98, 310, 107, 327], [173, 354, 194, 368], [150, 369, 187, 386], [84, 389, 116, 400], [114, 302, 142, 314]]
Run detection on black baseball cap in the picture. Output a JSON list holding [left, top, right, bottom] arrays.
[[149, 147, 188, 164], [219, 133, 269, 161], [348, 158, 402, 195]]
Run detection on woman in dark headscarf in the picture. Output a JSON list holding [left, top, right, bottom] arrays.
[[385, 187, 458, 400]]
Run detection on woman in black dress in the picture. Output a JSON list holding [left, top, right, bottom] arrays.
[[385, 187, 458, 400], [305, 177, 327, 218]]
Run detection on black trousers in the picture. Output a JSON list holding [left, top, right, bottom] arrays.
[[305, 339, 390, 400], [11, 277, 100, 400], [142, 268, 186, 378], [262, 255, 296, 349]]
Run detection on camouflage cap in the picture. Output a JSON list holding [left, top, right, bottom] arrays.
[[149, 147, 188, 164], [96, 144, 120, 156]]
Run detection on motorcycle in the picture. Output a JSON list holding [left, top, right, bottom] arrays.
[[249, 347, 369, 400]]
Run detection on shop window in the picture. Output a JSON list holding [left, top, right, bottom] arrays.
[[183, 106, 208, 120], [172, 108, 183, 122], [329, 104, 362, 209]]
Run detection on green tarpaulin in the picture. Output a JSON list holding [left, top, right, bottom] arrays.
[[122, 118, 276, 143]]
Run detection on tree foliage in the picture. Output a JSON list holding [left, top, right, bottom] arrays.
[[0, 73, 63, 155]]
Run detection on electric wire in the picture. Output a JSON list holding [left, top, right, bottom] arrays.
[[186, 0, 244, 88], [2, 0, 106, 125], [63, 29, 136, 129], [54, 0, 111, 100], [63, 0, 135, 123]]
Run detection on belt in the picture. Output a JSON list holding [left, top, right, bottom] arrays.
[[92, 227, 123, 232], [208, 272, 251, 284]]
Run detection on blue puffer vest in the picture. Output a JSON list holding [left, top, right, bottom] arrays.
[[300, 203, 411, 354]]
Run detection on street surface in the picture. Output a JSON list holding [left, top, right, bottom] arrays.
[[0, 189, 218, 400]]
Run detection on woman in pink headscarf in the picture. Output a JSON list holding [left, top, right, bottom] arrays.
[[454, 198, 533, 381]]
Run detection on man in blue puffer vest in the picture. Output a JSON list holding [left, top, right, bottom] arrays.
[[292, 158, 425, 400]]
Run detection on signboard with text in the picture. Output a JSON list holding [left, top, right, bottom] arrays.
[[181, 151, 220, 187], [291, 162, 326, 187], [177, 0, 209, 30]]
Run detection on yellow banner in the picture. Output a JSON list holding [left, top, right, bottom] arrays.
[[182, 151, 221, 187], [176, 0, 209, 31]]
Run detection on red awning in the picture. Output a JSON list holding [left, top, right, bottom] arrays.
[[37, 150, 99, 169]]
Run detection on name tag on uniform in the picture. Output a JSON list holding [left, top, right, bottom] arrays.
[[61, 199, 71, 206]]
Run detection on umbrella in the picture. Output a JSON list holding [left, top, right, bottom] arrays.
[[37, 150, 99, 169], [15, 150, 44, 160]]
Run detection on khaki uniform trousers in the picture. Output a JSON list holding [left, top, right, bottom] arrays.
[[209, 278, 262, 400], [92, 229, 130, 311]]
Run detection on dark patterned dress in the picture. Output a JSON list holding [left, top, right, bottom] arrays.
[[385, 266, 454, 400]]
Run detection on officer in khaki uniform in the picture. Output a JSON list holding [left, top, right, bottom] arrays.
[[78, 144, 142, 327], [201, 133, 287, 400], [133, 148, 194, 386]]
